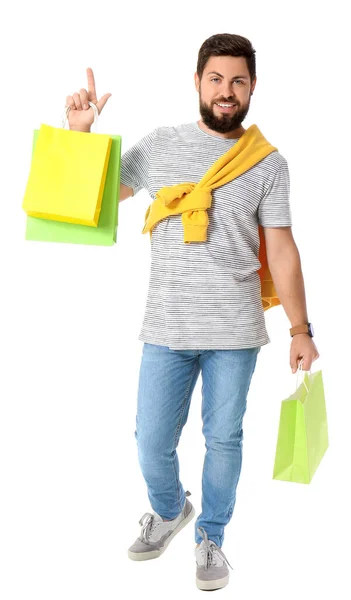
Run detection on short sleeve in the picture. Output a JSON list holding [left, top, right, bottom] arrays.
[[258, 157, 293, 227], [120, 128, 157, 196]]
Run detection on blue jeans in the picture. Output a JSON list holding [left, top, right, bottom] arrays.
[[134, 342, 261, 548]]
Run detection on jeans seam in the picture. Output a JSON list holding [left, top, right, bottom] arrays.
[[172, 359, 199, 512]]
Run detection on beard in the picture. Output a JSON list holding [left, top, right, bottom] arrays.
[[199, 91, 251, 134]]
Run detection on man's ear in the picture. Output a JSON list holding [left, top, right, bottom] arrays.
[[250, 76, 257, 95], [194, 72, 200, 93]]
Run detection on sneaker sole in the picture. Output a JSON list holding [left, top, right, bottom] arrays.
[[128, 503, 195, 561], [196, 574, 229, 590]]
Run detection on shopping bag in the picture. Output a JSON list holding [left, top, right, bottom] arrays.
[[22, 124, 112, 226], [25, 103, 121, 246], [272, 361, 329, 484]]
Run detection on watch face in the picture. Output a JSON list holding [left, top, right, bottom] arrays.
[[308, 322, 314, 337]]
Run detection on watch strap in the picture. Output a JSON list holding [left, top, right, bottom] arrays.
[[290, 323, 309, 337]]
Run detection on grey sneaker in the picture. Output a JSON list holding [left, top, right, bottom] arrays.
[[128, 490, 195, 561], [195, 526, 233, 590]]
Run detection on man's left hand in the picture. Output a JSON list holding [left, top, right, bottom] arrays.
[[290, 334, 320, 373]]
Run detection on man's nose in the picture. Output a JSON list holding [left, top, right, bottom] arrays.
[[221, 82, 235, 100]]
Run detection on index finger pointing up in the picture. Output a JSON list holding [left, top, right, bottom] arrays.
[[87, 67, 97, 102]]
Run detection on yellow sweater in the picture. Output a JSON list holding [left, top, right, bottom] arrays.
[[142, 124, 281, 312]]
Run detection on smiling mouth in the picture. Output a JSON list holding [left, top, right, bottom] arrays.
[[214, 103, 237, 112]]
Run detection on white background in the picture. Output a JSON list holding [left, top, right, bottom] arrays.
[[1, 1, 350, 598]]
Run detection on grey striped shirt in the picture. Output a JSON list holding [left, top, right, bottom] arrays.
[[120, 121, 292, 350]]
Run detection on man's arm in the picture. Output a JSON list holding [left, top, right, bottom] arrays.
[[263, 226, 309, 327], [120, 183, 134, 202], [264, 225, 320, 372]]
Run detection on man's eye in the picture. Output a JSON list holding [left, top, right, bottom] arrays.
[[211, 78, 244, 84]]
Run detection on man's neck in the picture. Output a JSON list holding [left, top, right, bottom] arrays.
[[197, 119, 246, 140]]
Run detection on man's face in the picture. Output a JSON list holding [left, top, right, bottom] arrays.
[[195, 55, 256, 133]]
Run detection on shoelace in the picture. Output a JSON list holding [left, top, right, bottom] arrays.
[[138, 490, 192, 544], [138, 513, 159, 544], [197, 526, 233, 571]]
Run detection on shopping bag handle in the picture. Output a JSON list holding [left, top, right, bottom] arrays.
[[61, 101, 99, 130], [295, 359, 311, 393]]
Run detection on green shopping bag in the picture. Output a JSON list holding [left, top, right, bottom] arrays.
[[272, 362, 329, 484], [25, 102, 121, 246]]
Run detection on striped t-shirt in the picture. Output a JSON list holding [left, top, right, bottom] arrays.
[[120, 121, 292, 350]]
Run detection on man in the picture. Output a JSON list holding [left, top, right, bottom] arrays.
[[66, 32, 319, 592]]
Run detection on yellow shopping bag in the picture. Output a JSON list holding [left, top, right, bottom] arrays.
[[22, 103, 112, 227]]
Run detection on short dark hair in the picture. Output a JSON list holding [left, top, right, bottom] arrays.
[[197, 33, 256, 84]]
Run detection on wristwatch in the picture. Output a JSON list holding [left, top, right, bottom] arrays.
[[289, 322, 314, 338]]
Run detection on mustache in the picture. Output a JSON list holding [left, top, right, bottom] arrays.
[[214, 99, 237, 104]]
